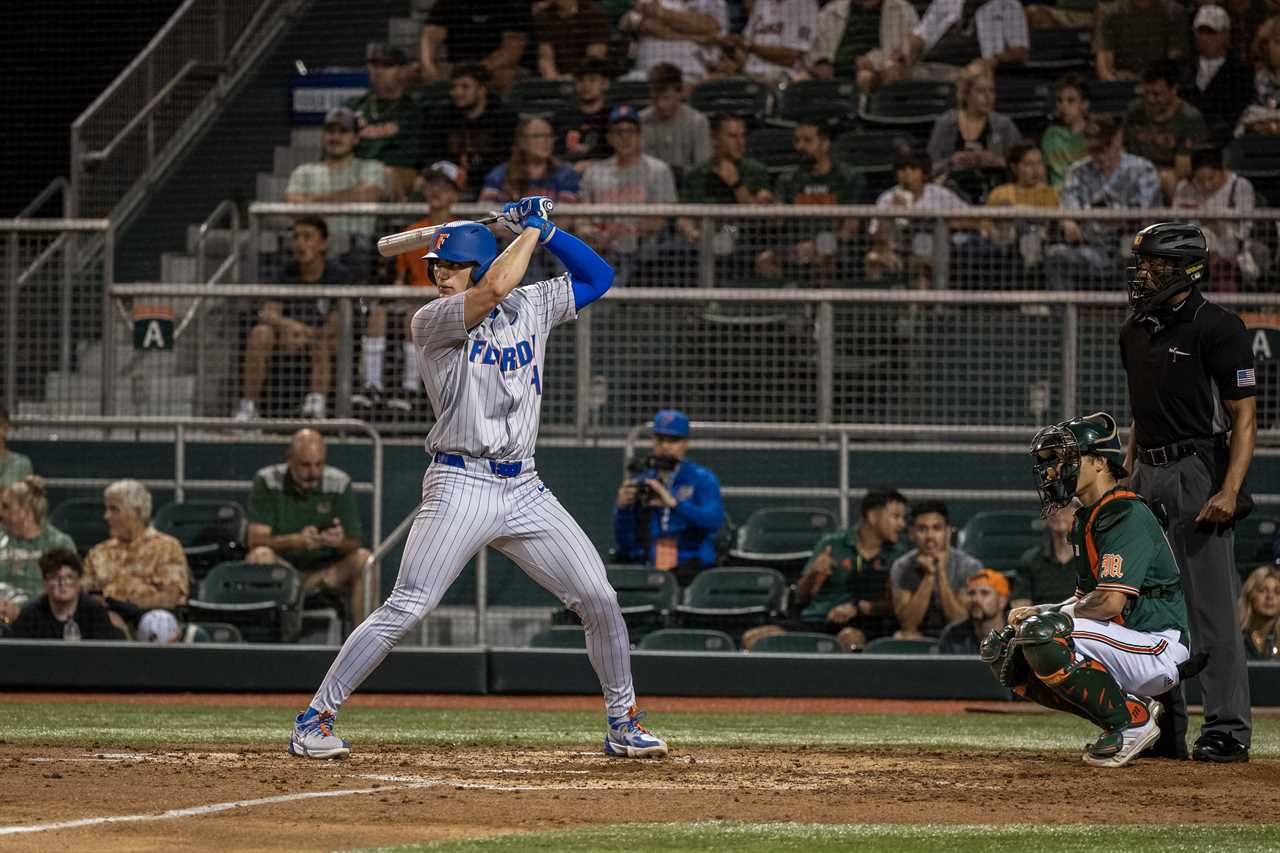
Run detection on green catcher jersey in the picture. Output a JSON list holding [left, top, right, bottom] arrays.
[[1070, 487, 1189, 645]]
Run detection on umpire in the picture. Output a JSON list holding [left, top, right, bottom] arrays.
[[1119, 222, 1257, 763]]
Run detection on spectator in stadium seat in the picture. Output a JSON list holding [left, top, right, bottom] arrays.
[[714, 0, 820, 84], [865, 146, 969, 289], [639, 64, 711, 183], [247, 429, 370, 624], [8, 549, 122, 641], [926, 65, 1021, 199], [552, 57, 615, 167], [0, 476, 75, 623], [935, 568, 1009, 654], [0, 405, 32, 489], [345, 43, 423, 200], [579, 105, 680, 283], [1172, 147, 1266, 290], [884, 0, 1029, 83], [612, 410, 724, 587], [424, 64, 520, 201], [235, 216, 351, 421], [743, 487, 910, 652], [1181, 5, 1255, 148], [679, 113, 772, 248], [480, 116, 582, 206], [1234, 15, 1280, 137], [889, 499, 982, 639], [1125, 60, 1211, 202], [1095, 0, 1188, 82], [83, 480, 189, 623], [1240, 565, 1280, 660], [286, 107, 390, 261], [617, 0, 730, 84], [808, 0, 920, 92], [420, 0, 532, 94], [1044, 115, 1161, 290], [534, 0, 611, 80], [1009, 503, 1077, 610], [1041, 73, 1091, 190], [755, 121, 866, 286]]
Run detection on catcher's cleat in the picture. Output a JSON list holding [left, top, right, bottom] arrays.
[[604, 706, 668, 758], [1083, 698, 1162, 768], [289, 708, 350, 759]]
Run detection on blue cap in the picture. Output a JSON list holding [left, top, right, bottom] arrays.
[[652, 409, 689, 438], [609, 104, 641, 126]]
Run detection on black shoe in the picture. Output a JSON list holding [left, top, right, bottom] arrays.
[[351, 385, 382, 414], [1192, 731, 1249, 763]]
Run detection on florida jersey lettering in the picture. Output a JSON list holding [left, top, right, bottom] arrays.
[[468, 336, 537, 372]]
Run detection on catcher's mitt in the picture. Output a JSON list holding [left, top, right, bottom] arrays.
[[980, 625, 1031, 690]]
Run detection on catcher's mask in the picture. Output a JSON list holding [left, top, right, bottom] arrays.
[[1030, 412, 1125, 515], [1126, 221, 1208, 315]]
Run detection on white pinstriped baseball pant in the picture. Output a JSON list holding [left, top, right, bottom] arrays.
[[310, 460, 636, 717]]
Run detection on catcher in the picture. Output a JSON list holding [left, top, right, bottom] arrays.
[[982, 412, 1194, 768]]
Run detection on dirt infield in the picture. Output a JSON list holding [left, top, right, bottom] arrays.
[[1, 695, 1277, 853]]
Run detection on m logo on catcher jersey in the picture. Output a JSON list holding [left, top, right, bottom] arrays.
[[1100, 553, 1124, 579]]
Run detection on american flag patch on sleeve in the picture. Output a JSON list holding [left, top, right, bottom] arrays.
[[1237, 368, 1256, 387]]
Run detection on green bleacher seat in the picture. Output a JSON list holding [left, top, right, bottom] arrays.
[[185, 561, 303, 643], [675, 567, 787, 631], [1235, 516, 1278, 576], [1023, 27, 1092, 71], [728, 507, 837, 576], [957, 510, 1044, 573], [189, 622, 243, 643], [606, 80, 653, 112], [1087, 79, 1140, 117], [152, 500, 247, 580], [749, 632, 842, 654], [527, 625, 587, 649], [859, 80, 954, 128], [775, 79, 857, 125], [747, 126, 803, 173], [607, 565, 679, 631], [48, 497, 109, 555], [689, 75, 771, 119], [638, 628, 736, 652], [509, 79, 576, 118], [863, 637, 937, 654]]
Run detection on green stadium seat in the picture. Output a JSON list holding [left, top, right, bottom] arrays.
[[775, 79, 858, 125], [189, 621, 244, 643], [1234, 516, 1278, 576], [526, 625, 587, 649], [747, 127, 803, 173], [957, 510, 1044, 573], [638, 628, 736, 651], [859, 80, 954, 128], [607, 565, 679, 631], [510, 79, 576, 118], [1087, 80, 1140, 117], [47, 497, 109, 555], [675, 567, 788, 631], [1023, 27, 1092, 71], [606, 80, 653, 112], [152, 500, 247, 580], [185, 561, 303, 643], [689, 75, 771, 119], [749, 632, 842, 654], [728, 507, 838, 577], [863, 637, 937, 654]]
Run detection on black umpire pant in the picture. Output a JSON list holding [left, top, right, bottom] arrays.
[[1132, 451, 1252, 749]]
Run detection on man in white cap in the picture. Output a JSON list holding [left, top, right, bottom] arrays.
[[1183, 4, 1255, 147]]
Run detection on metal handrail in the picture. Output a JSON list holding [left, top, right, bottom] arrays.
[[81, 60, 202, 165], [193, 200, 241, 287], [17, 178, 68, 218]]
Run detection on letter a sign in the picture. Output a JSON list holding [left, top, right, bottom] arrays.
[[132, 303, 175, 351]]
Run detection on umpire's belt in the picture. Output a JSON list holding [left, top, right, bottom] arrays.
[[433, 451, 533, 478], [1137, 438, 1208, 467]]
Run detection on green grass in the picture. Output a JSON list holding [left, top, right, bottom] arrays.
[[2, 702, 1278, 757], [349, 822, 1280, 853]]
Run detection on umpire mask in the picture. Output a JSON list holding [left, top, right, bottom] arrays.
[[1126, 222, 1208, 316]]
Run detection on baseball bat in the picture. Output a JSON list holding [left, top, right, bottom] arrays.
[[376, 214, 501, 258]]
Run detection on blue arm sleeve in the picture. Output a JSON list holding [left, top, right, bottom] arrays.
[[544, 227, 614, 310], [672, 469, 725, 532]]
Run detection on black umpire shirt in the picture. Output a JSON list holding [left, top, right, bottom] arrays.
[[1118, 289, 1257, 449]]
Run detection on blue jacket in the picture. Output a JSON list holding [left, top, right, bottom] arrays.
[[612, 459, 724, 568]]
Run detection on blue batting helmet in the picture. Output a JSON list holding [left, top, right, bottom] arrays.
[[422, 220, 497, 284]]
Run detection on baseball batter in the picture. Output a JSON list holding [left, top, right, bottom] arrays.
[[290, 196, 667, 760], [982, 412, 1192, 768]]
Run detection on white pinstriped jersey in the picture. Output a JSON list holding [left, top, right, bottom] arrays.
[[411, 275, 576, 460]]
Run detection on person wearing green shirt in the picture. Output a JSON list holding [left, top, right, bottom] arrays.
[[345, 43, 424, 199], [0, 475, 76, 620], [984, 411, 1194, 769], [743, 488, 908, 652], [1040, 74, 1090, 190], [247, 429, 370, 624], [1122, 60, 1210, 201], [0, 406, 33, 489]]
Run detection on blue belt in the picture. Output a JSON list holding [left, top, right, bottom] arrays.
[[433, 451, 524, 478]]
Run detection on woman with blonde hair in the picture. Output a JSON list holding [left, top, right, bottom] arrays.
[[0, 476, 76, 620], [926, 65, 1021, 200], [1239, 564, 1280, 660]]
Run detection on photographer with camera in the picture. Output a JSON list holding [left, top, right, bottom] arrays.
[[612, 410, 724, 587]]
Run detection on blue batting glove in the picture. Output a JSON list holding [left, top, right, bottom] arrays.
[[512, 195, 554, 225], [524, 214, 557, 244]]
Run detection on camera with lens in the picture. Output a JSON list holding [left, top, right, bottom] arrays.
[[626, 453, 677, 507]]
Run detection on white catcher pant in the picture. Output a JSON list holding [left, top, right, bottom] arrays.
[[1070, 617, 1190, 698], [310, 460, 636, 717]]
